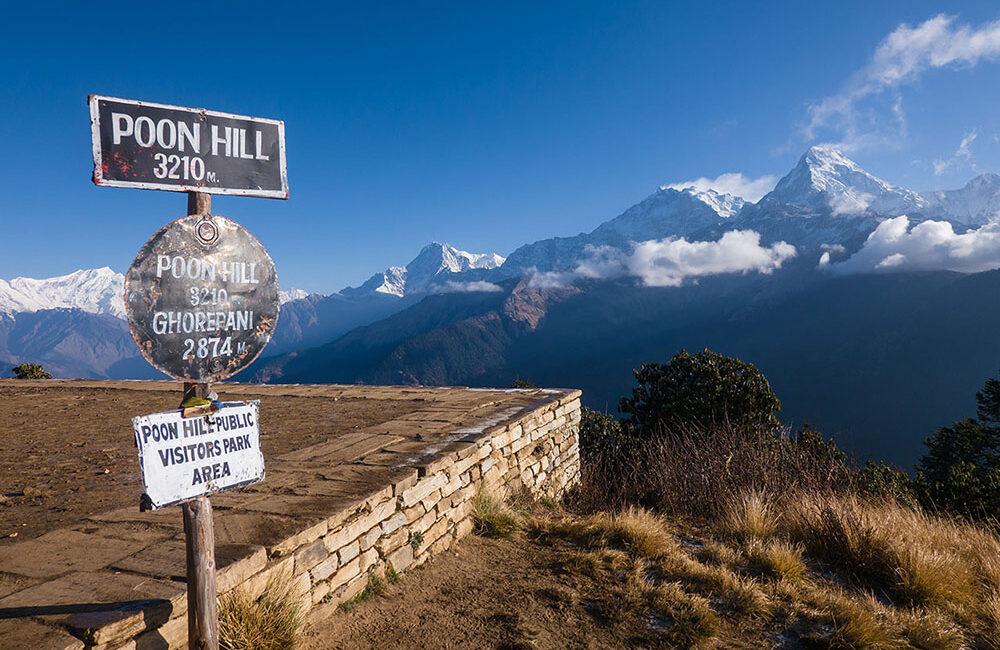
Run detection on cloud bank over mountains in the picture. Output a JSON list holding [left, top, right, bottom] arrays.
[[529, 231, 797, 289], [6, 147, 1000, 311], [832, 216, 1000, 274], [664, 172, 778, 204]]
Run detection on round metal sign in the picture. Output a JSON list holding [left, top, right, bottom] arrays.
[[125, 214, 279, 382]]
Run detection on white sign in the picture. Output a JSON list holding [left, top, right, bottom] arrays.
[[132, 401, 265, 509]]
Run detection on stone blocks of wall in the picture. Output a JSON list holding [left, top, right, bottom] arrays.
[[103, 389, 580, 649]]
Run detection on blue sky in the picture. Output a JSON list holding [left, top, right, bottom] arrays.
[[3, 1, 1000, 293]]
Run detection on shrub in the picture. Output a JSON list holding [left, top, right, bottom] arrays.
[[916, 368, 1000, 520], [619, 349, 781, 435], [917, 418, 1000, 519], [11, 363, 51, 379], [855, 461, 920, 508]]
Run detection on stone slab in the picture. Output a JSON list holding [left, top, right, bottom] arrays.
[[83, 508, 185, 535], [277, 431, 401, 464], [0, 530, 151, 579], [0, 619, 84, 650], [110, 542, 266, 593], [242, 494, 363, 521], [316, 463, 419, 496], [212, 511, 322, 553], [0, 571, 185, 646], [0, 571, 39, 599]]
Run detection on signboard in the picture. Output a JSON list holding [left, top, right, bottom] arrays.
[[132, 401, 265, 509], [89, 95, 288, 198], [125, 214, 280, 382]]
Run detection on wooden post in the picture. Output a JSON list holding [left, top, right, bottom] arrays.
[[182, 190, 219, 650], [183, 495, 219, 650], [188, 190, 211, 216]]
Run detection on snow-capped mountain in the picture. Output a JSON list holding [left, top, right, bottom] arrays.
[[919, 172, 1000, 227], [667, 186, 746, 218], [0, 267, 313, 315], [0, 267, 125, 318], [500, 186, 738, 276], [498, 145, 1000, 280], [279, 288, 313, 304], [758, 146, 926, 217], [343, 242, 505, 298]]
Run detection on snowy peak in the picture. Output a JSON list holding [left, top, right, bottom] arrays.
[[687, 187, 745, 218], [408, 242, 505, 279], [591, 186, 734, 243], [344, 242, 506, 298], [660, 184, 746, 218], [763, 146, 925, 216], [919, 172, 1000, 226], [279, 288, 314, 304], [0, 267, 125, 318]]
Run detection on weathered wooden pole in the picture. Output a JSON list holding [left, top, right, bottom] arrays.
[[182, 191, 220, 650]]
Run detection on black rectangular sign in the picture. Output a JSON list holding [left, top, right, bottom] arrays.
[[89, 95, 288, 199]]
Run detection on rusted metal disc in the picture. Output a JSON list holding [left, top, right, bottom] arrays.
[[125, 214, 279, 382]]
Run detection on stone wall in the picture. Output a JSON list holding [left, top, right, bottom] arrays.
[[93, 386, 583, 650]]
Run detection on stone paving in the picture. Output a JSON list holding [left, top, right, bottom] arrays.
[[0, 381, 581, 649]]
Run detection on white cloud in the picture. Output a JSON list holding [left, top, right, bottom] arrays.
[[831, 215, 1000, 273], [828, 191, 876, 216], [818, 243, 848, 266], [804, 14, 1000, 150], [528, 232, 797, 289], [435, 280, 503, 293], [665, 172, 778, 203], [933, 129, 978, 175], [629, 231, 796, 286]]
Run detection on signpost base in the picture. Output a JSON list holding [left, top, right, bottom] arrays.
[[182, 495, 219, 650]]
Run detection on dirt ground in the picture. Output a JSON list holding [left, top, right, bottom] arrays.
[[0, 384, 419, 544], [303, 532, 667, 650]]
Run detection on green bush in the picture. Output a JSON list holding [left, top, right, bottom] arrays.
[[856, 461, 920, 508], [619, 349, 780, 436], [11, 363, 51, 379], [579, 407, 633, 462], [916, 372, 1000, 519]]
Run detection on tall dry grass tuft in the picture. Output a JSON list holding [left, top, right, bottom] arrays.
[[781, 493, 893, 589], [900, 609, 967, 650], [721, 491, 778, 543], [219, 574, 302, 650], [588, 506, 677, 559], [471, 493, 520, 539], [745, 539, 806, 583], [779, 493, 985, 610], [648, 581, 719, 648]]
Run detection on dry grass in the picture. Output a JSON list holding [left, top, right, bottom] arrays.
[[471, 493, 521, 539], [648, 581, 719, 648], [587, 506, 677, 559], [219, 574, 302, 650], [721, 490, 778, 542], [779, 493, 988, 613], [532, 488, 1000, 647], [745, 539, 807, 583]]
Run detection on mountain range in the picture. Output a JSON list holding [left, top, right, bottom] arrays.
[[6, 146, 1000, 466]]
